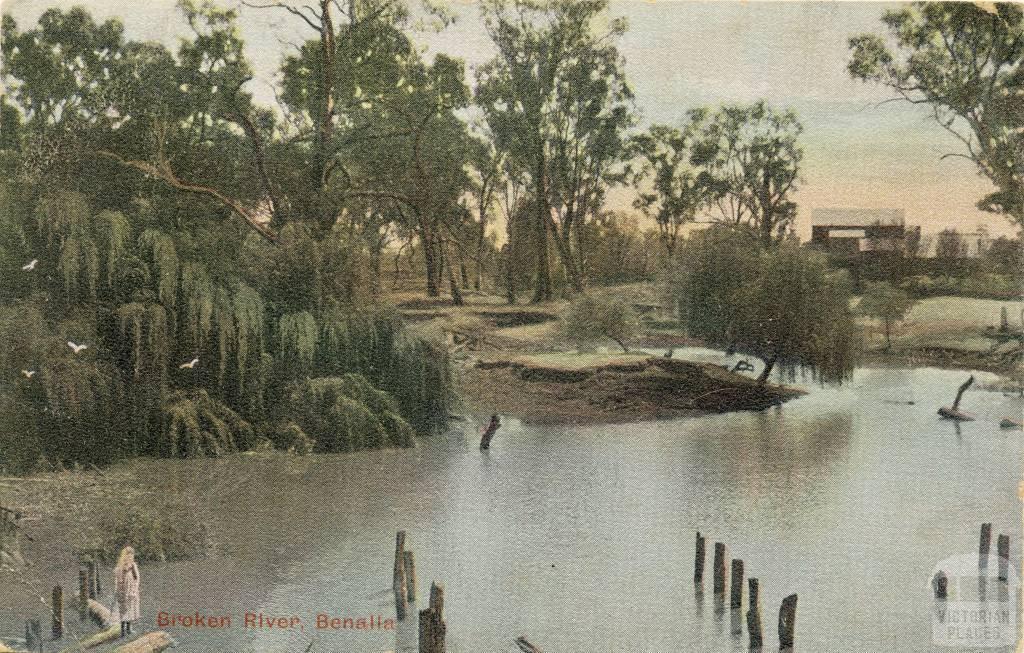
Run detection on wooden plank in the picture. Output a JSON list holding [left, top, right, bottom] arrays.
[[109, 632, 173, 653], [58, 626, 120, 652]]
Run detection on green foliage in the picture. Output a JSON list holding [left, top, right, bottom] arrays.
[[284, 374, 415, 452], [859, 281, 916, 350], [849, 3, 1024, 226], [162, 389, 254, 457], [89, 502, 209, 563], [562, 293, 639, 353], [675, 226, 857, 384]]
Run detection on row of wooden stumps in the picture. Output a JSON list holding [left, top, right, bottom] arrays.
[[393, 530, 447, 653], [695, 531, 797, 651], [15, 557, 171, 653], [932, 523, 1013, 601]]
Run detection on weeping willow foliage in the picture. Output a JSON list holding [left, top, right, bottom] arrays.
[[0, 187, 453, 470], [162, 389, 254, 457], [285, 374, 415, 452], [138, 229, 179, 309], [117, 302, 170, 384], [279, 311, 318, 365]]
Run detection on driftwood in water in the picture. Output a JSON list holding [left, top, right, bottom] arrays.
[[730, 360, 755, 373], [57, 626, 120, 653], [0, 640, 14, 653], [109, 631, 173, 653], [515, 635, 543, 652], [480, 414, 501, 449], [938, 375, 975, 421]]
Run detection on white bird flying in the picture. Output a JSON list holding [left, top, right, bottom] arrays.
[[67, 341, 88, 354], [179, 357, 199, 369], [21, 370, 36, 379], [22, 259, 38, 271]]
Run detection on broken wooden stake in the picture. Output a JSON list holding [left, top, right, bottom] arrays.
[[713, 542, 728, 594], [932, 571, 948, 599], [79, 569, 88, 621], [746, 577, 762, 650], [393, 531, 408, 620], [980, 523, 992, 568], [86, 560, 96, 599], [404, 550, 417, 602], [694, 531, 705, 584], [997, 534, 1010, 582], [730, 559, 744, 609], [419, 582, 446, 653], [52, 585, 63, 639], [778, 593, 797, 650]]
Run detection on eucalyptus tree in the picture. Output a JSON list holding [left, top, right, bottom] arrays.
[[689, 102, 803, 246], [630, 123, 707, 259], [476, 0, 634, 300], [849, 3, 1024, 227]]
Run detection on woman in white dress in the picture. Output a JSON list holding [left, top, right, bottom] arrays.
[[112, 546, 141, 637]]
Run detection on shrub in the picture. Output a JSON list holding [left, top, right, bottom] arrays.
[[562, 294, 639, 353]]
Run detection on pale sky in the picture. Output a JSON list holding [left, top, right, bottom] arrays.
[[2, 0, 1015, 238]]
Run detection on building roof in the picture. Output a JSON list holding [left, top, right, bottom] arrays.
[[812, 208, 905, 227]]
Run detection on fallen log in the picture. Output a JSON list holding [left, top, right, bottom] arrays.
[[515, 635, 543, 652], [58, 626, 120, 652], [109, 631, 173, 653], [0, 639, 15, 653], [88, 598, 112, 627], [938, 375, 975, 421]]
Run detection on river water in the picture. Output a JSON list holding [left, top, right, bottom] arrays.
[[3, 361, 1022, 652]]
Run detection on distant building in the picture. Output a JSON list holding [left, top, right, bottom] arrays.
[[810, 208, 915, 256], [920, 228, 993, 258]]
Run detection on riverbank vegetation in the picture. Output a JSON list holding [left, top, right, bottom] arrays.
[[0, 1, 1021, 468]]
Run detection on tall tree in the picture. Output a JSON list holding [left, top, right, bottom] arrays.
[[849, 3, 1024, 227], [689, 102, 803, 246], [476, 0, 633, 299], [630, 123, 706, 259]]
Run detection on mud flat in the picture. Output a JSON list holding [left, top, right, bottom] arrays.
[[459, 356, 803, 424]]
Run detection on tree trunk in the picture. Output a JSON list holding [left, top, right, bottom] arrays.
[[884, 318, 892, 351], [442, 242, 463, 306], [423, 235, 440, 297], [532, 155, 552, 303], [757, 355, 777, 385]]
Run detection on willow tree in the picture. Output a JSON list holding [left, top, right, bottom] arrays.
[[675, 225, 856, 384]]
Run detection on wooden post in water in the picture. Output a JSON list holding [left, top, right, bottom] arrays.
[[980, 523, 992, 568], [730, 559, 744, 609], [393, 531, 408, 620], [778, 594, 797, 650], [713, 542, 728, 594], [78, 569, 88, 621], [86, 561, 96, 600], [93, 558, 102, 595], [404, 551, 417, 602], [694, 532, 705, 584], [418, 582, 446, 653], [997, 534, 1010, 582], [933, 571, 948, 599], [746, 578, 762, 650], [24, 620, 33, 651], [52, 585, 63, 639]]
